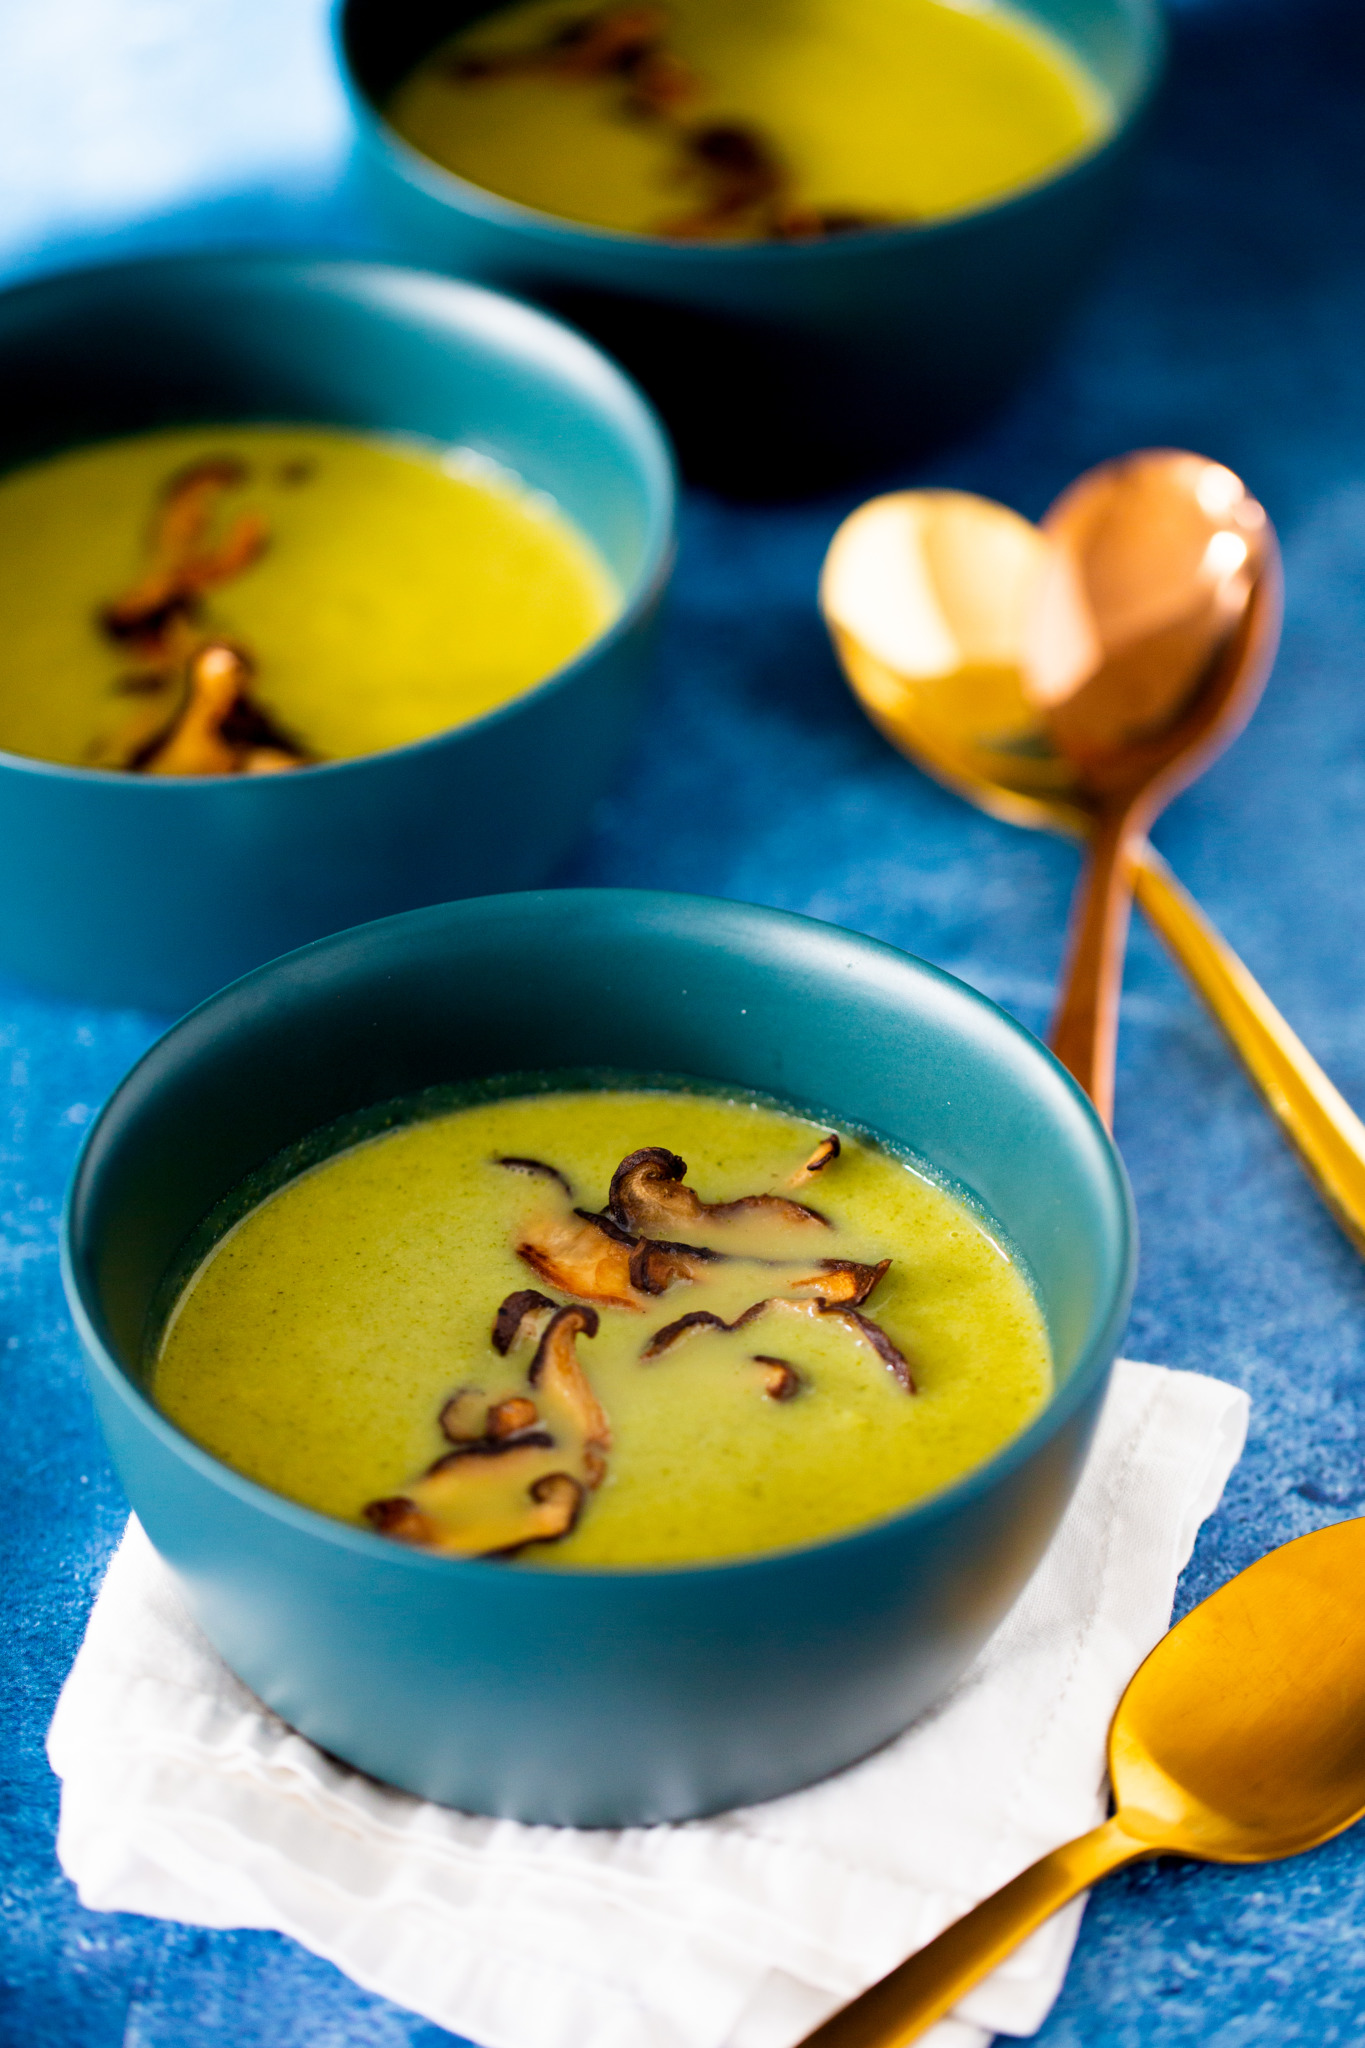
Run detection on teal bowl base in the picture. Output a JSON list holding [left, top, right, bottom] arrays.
[[64, 891, 1135, 1825], [88, 1357, 1106, 1824]]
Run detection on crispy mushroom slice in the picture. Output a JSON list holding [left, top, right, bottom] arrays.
[[440, 1386, 490, 1443], [140, 642, 244, 775], [830, 1306, 916, 1393], [140, 642, 307, 777], [752, 1355, 802, 1402], [529, 1305, 611, 1475], [770, 1296, 915, 1391], [573, 1205, 637, 1244], [645, 1294, 915, 1392], [628, 1234, 722, 1294], [365, 1441, 583, 1556], [441, 1385, 543, 1449], [548, 4, 673, 78], [657, 122, 787, 239], [495, 1156, 575, 1198], [517, 1211, 643, 1310], [450, 5, 677, 85], [785, 1258, 890, 1309], [608, 1147, 829, 1243], [100, 457, 267, 645], [492, 1289, 559, 1355], [759, 1298, 916, 1394], [641, 1303, 768, 1359], [566, 1206, 722, 1292], [487, 1395, 540, 1440], [787, 1133, 840, 1185]]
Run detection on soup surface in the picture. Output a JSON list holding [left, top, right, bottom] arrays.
[[154, 1085, 1052, 1566], [386, 0, 1111, 241], [0, 425, 617, 770]]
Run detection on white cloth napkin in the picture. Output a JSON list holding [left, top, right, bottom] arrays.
[[49, 1359, 1247, 2048]]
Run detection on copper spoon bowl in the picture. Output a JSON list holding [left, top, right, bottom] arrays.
[[823, 450, 1280, 1126], [821, 456, 1365, 1262]]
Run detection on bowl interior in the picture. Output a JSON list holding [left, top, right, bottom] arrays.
[[69, 892, 1134, 1472], [341, 0, 1164, 210], [0, 254, 674, 603]]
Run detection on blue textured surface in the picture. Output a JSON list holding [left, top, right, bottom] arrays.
[[3, 0, 1365, 2039]]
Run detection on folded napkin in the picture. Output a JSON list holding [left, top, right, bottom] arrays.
[[49, 1360, 1246, 2048]]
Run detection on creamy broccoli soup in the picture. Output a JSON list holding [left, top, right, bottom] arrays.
[[153, 1085, 1052, 1566], [0, 426, 617, 772], [386, 0, 1111, 242]]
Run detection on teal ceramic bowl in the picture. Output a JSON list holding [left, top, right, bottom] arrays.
[[337, 0, 1165, 490], [64, 889, 1135, 1825], [0, 255, 674, 1012]]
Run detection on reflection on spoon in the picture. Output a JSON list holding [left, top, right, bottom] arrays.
[[797, 1516, 1365, 2048], [820, 464, 1365, 1253]]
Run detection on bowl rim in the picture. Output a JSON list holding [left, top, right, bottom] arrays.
[[62, 887, 1138, 1584], [0, 249, 677, 791], [333, 0, 1168, 262]]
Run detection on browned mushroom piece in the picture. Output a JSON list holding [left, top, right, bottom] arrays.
[[830, 1306, 915, 1392], [363, 1495, 428, 1540], [621, 43, 698, 117], [364, 1440, 584, 1556], [529, 1305, 611, 1478], [752, 1355, 802, 1401], [495, 1156, 575, 1197], [773, 1299, 915, 1393], [440, 1386, 490, 1443], [646, 1293, 915, 1391], [608, 1147, 829, 1244], [139, 642, 249, 776], [517, 1210, 643, 1309], [755, 1295, 914, 1391], [640, 1303, 767, 1359], [216, 684, 308, 763], [627, 1233, 722, 1294], [492, 1288, 560, 1355], [572, 1205, 637, 1243], [548, 4, 674, 77], [486, 1394, 541, 1440], [138, 641, 307, 778], [100, 457, 267, 645], [528, 1471, 585, 1530], [785, 1257, 890, 1308], [787, 1133, 841, 1185], [446, 4, 681, 90]]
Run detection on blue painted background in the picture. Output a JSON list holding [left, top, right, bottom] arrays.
[[4, 0, 1365, 2039]]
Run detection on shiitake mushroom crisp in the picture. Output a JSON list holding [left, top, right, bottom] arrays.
[[94, 456, 310, 776], [366, 1132, 914, 1559], [155, 1088, 1054, 1567], [429, 3, 887, 243]]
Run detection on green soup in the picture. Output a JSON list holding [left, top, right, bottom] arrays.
[[0, 425, 618, 770], [386, 0, 1111, 241], [153, 1084, 1052, 1566]]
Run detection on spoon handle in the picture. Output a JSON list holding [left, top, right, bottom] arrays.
[[1134, 843, 1365, 1256], [1048, 807, 1141, 1126], [796, 1816, 1151, 2048]]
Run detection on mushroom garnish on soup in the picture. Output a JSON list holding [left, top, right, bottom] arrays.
[[152, 1084, 1051, 1565]]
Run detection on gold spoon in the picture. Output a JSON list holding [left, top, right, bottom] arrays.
[[798, 1515, 1365, 2048], [821, 460, 1365, 1252]]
